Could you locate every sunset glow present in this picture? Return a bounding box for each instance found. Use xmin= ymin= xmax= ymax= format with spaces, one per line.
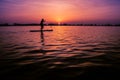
xmin=0 ymin=0 xmax=120 ymax=24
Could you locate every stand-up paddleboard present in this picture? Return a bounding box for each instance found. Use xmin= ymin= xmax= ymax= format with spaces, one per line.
xmin=30 ymin=30 xmax=53 ymax=32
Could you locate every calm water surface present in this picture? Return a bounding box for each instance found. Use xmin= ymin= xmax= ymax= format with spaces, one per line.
xmin=0 ymin=26 xmax=120 ymax=80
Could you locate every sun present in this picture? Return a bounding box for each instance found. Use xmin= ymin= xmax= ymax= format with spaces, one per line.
xmin=57 ymin=18 xmax=62 ymax=25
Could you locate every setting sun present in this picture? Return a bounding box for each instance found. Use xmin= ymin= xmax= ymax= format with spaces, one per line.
xmin=57 ymin=18 xmax=62 ymax=25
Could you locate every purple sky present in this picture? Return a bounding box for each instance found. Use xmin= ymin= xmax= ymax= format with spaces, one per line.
xmin=0 ymin=0 xmax=120 ymax=24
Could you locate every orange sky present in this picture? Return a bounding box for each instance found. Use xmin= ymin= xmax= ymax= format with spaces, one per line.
xmin=0 ymin=0 xmax=120 ymax=24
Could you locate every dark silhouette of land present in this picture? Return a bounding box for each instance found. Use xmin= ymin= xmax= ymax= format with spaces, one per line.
xmin=0 ymin=23 xmax=120 ymax=26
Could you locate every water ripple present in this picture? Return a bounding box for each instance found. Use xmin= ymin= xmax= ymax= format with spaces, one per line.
xmin=0 ymin=26 xmax=120 ymax=80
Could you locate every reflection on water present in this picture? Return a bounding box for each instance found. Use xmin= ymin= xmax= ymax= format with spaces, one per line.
xmin=0 ymin=26 xmax=120 ymax=80
xmin=40 ymin=31 xmax=44 ymax=46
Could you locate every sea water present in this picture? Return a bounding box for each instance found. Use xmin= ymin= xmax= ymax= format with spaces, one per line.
xmin=0 ymin=26 xmax=120 ymax=80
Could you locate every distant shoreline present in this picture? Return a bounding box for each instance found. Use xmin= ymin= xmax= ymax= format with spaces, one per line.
xmin=0 ymin=23 xmax=120 ymax=26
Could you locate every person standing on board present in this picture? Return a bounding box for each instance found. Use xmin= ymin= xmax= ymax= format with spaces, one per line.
xmin=40 ymin=18 xmax=45 ymax=30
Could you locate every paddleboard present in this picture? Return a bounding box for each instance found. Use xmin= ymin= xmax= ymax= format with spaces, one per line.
xmin=30 ymin=30 xmax=53 ymax=32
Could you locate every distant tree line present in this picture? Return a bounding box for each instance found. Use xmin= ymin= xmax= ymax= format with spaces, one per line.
xmin=0 ymin=23 xmax=120 ymax=26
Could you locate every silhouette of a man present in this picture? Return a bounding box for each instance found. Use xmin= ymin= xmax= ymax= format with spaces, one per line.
xmin=40 ymin=19 xmax=45 ymax=30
